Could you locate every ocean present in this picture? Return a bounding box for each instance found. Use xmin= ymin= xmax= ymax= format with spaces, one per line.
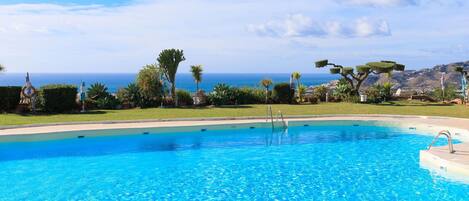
xmin=0 ymin=73 xmax=338 ymax=93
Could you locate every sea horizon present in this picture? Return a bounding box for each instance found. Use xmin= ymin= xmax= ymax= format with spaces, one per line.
xmin=0 ymin=73 xmax=339 ymax=93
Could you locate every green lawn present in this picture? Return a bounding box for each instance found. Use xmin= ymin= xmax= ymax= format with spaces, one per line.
xmin=1 ymin=101 xmax=469 ymax=126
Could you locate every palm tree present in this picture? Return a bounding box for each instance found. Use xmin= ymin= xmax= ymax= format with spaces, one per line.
xmin=292 ymin=72 xmax=301 ymax=98
xmin=157 ymin=49 xmax=185 ymax=106
xmin=260 ymin=79 xmax=272 ymax=104
xmin=190 ymin=65 xmax=203 ymax=92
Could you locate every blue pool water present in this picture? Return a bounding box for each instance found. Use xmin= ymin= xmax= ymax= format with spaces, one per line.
xmin=0 ymin=122 xmax=468 ymax=200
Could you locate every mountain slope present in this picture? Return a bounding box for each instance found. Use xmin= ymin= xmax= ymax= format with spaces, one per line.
xmin=364 ymin=61 xmax=469 ymax=91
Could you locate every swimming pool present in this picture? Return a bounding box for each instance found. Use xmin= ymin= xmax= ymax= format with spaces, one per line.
xmin=0 ymin=121 xmax=468 ymax=200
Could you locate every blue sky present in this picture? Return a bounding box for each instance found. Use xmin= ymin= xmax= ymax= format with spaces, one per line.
xmin=0 ymin=0 xmax=468 ymax=73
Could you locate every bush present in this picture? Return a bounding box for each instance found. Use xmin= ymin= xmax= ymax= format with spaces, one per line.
xmin=176 ymin=90 xmax=193 ymax=106
xmin=0 ymin=86 xmax=21 ymax=112
xmin=40 ymin=84 xmax=77 ymax=112
xmin=208 ymin=83 xmax=238 ymax=105
xmin=236 ymin=87 xmax=265 ymax=104
xmin=136 ymin=64 xmax=163 ymax=99
xmin=313 ymin=85 xmax=328 ymax=102
xmin=87 ymin=83 xmax=109 ymax=101
xmin=431 ymin=84 xmax=459 ymax=101
xmin=116 ymin=83 xmax=141 ymax=108
xmin=273 ymin=83 xmax=294 ymax=104
xmin=304 ymin=95 xmax=319 ymax=104
xmin=95 ymin=94 xmax=120 ymax=109
xmin=365 ymin=82 xmax=394 ymax=103
xmin=332 ymin=78 xmax=353 ymax=102
xmin=140 ymin=96 xmax=161 ymax=108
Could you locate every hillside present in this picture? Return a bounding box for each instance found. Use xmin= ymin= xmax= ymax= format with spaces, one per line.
xmin=363 ymin=61 xmax=469 ymax=92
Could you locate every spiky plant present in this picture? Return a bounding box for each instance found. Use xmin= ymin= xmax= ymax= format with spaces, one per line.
xmin=87 ymin=82 xmax=109 ymax=100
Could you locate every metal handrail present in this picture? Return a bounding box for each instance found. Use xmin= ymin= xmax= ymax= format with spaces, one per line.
xmin=277 ymin=111 xmax=288 ymax=129
xmin=428 ymin=130 xmax=456 ymax=153
xmin=267 ymin=105 xmax=274 ymax=129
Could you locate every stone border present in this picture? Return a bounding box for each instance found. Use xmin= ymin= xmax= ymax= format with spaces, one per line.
xmin=1 ymin=114 xmax=466 ymax=130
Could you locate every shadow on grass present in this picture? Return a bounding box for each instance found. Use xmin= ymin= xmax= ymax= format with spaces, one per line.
xmin=171 ymin=105 xmax=254 ymax=109
xmin=375 ymin=101 xmax=454 ymax=107
xmin=15 ymin=110 xmax=108 ymax=116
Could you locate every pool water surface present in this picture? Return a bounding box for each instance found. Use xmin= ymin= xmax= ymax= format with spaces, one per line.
xmin=0 ymin=122 xmax=468 ymax=200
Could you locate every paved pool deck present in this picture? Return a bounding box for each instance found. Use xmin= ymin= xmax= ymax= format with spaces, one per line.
xmin=0 ymin=114 xmax=468 ymax=182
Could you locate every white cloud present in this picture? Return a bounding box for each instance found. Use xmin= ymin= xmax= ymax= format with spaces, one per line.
xmin=336 ymin=0 xmax=465 ymax=7
xmin=337 ymin=0 xmax=417 ymax=6
xmin=248 ymin=14 xmax=391 ymax=38
xmin=0 ymin=0 xmax=467 ymax=73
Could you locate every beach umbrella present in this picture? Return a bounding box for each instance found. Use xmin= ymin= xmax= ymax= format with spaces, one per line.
xmin=79 ymin=81 xmax=86 ymax=112
xmin=289 ymin=74 xmax=294 ymax=89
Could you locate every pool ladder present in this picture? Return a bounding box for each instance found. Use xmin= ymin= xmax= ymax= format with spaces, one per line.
xmin=266 ymin=105 xmax=288 ymax=130
xmin=427 ymin=130 xmax=455 ymax=154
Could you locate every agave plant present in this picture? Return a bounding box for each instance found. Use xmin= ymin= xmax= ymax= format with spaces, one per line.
xmin=87 ymin=82 xmax=109 ymax=101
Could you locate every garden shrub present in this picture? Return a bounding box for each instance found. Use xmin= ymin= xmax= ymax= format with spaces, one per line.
xmin=86 ymin=82 xmax=122 ymax=109
xmin=273 ymin=83 xmax=294 ymax=104
xmin=40 ymin=84 xmax=77 ymax=112
xmin=87 ymin=82 xmax=109 ymax=101
xmin=0 ymin=86 xmax=21 ymax=112
xmin=140 ymin=95 xmax=161 ymax=108
xmin=431 ymin=84 xmax=459 ymax=101
xmin=365 ymin=82 xmax=394 ymax=103
xmin=208 ymin=83 xmax=238 ymax=105
xmin=332 ymin=78 xmax=353 ymax=102
xmin=116 ymin=83 xmax=141 ymax=108
xmin=176 ymin=90 xmax=193 ymax=106
xmin=236 ymin=87 xmax=264 ymax=104
xmin=313 ymin=85 xmax=328 ymax=102
xmin=95 ymin=94 xmax=120 ymax=109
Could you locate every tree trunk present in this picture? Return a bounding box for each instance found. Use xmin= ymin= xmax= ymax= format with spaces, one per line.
xmin=265 ymin=88 xmax=269 ymax=104
xmin=172 ymin=84 xmax=178 ymax=107
xmin=353 ymin=73 xmax=370 ymax=96
xmin=196 ymin=82 xmax=199 ymax=92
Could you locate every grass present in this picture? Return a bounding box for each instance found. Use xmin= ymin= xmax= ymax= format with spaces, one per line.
xmin=1 ymin=101 xmax=469 ymax=126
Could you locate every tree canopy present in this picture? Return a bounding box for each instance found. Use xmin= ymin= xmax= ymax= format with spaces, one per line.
xmin=190 ymin=65 xmax=203 ymax=92
xmin=315 ymin=59 xmax=405 ymax=95
xmin=136 ymin=64 xmax=163 ymax=99
xmin=157 ymin=49 xmax=185 ymax=106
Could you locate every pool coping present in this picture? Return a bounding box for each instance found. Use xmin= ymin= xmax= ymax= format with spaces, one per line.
xmin=1 ymin=114 xmax=469 ymax=183
xmin=1 ymin=114 xmax=468 ymax=130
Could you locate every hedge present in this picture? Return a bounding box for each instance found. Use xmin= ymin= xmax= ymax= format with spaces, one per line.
xmin=273 ymin=83 xmax=295 ymax=104
xmin=176 ymin=90 xmax=193 ymax=106
xmin=40 ymin=84 xmax=78 ymax=112
xmin=0 ymin=86 xmax=21 ymax=112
